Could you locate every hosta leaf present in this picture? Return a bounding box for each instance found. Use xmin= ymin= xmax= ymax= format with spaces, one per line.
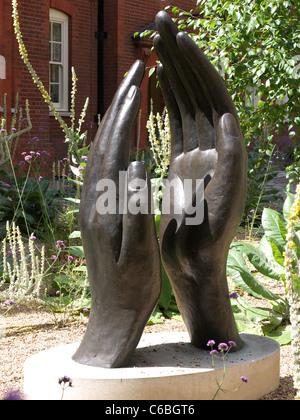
xmin=233 ymin=241 xmax=283 ymax=281
xmin=227 ymin=248 xmax=280 ymax=300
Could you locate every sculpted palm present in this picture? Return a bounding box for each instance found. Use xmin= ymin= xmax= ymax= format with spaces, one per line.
xmin=154 ymin=12 xmax=248 ymax=349
xmin=73 ymin=61 xmax=161 ymax=368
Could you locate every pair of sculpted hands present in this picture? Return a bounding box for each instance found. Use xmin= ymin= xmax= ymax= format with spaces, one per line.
xmin=73 ymin=12 xmax=247 ymax=368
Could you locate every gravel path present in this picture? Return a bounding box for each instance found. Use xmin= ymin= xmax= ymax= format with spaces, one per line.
xmin=0 ymin=302 xmax=296 ymax=400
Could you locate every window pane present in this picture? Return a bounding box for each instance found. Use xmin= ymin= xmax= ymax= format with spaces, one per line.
xmin=50 ymin=64 xmax=60 ymax=83
xmin=49 ymin=10 xmax=68 ymax=110
xmin=50 ymin=84 xmax=60 ymax=103
xmin=52 ymin=43 xmax=62 ymax=63
xmin=52 ymin=23 xmax=62 ymax=42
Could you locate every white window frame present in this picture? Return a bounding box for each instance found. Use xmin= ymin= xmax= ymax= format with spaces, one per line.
xmin=49 ymin=9 xmax=69 ymax=112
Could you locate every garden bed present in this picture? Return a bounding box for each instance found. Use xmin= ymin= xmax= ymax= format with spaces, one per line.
xmin=0 ymin=296 xmax=296 ymax=400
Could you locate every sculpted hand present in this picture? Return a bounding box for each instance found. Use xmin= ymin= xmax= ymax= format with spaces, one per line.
xmin=154 ymin=12 xmax=247 ymax=349
xmin=73 ymin=61 xmax=161 ymax=368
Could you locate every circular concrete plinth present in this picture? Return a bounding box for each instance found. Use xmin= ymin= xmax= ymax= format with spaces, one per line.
xmin=23 ymin=333 xmax=280 ymax=400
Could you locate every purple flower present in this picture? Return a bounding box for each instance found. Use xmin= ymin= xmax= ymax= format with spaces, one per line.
xmin=56 ymin=240 xmax=65 ymax=249
xmin=207 ymin=340 xmax=215 ymax=347
xmin=240 ymin=376 xmax=248 ymax=383
xmin=228 ymin=341 xmax=237 ymax=348
xmin=3 ymin=183 xmax=11 ymax=188
xmin=68 ymin=256 xmax=74 ymax=262
xmin=218 ymin=343 xmax=229 ymax=352
xmin=52 ymin=255 xmax=57 ymax=260
xmin=29 ymin=235 xmax=36 ymax=241
xmin=210 ymin=349 xmax=218 ymax=355
xmin=2 ymin=389 xmax=23 ymax=400
xmin=58 ymin=376 xmax=73 ymax=387
xmin=3 ymin=299 xmax=15 ymax=305
xmin=24 ymin=155 xmax=32 ymax=162
xmin=229 ymin=292 xmax=238 ymax=299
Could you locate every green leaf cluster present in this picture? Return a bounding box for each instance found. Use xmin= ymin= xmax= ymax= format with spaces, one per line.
xmin=167 ymin=1 xmax=300 ymax=191
xmin=0 ymin=164 xmax=63 ymax=238
xmin=227 ymin=192 xmax=300 ymax=343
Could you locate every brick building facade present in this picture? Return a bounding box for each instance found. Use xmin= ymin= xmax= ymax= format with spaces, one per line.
xmin=0 ymin=0 xmax=296 ymax=174
xmin=0 ymin=0 xmax=196 ymax=172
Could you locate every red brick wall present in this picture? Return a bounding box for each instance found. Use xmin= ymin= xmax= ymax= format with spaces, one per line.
xmin=102 ymin=0 xmax=197 ymax=150
xmin=0 ymin=0 xmax=197 ymax=171
xmin=0 ymin=0 xmax=98 ymax=175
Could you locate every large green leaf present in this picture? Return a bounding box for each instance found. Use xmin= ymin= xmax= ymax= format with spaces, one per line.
xmin=69 ymin=246 xmax=85 ymax=258
xmin=69 ymin=230 xmax=81 ymax=239
xmin=158 ymin=263 xmax=173 ymax=310
xmin=233 ymin=241 xmax=283 ymax=282
xmin=283 ymin=192 xmax=296 ymax=222
xmin=269 ymin=240 xmax=285 ymax=267
xmin=164 ymin=309 xmax=183 ymax=322
xmin=261 ymin=208 xmax=286 ymax=252
xmin=147 ymin=307 xmax=164 ymax=325
xmin=227 ymin=248 xmax=280 ymax=300
xmin=263 ymin=326 xmax=291 ymax=345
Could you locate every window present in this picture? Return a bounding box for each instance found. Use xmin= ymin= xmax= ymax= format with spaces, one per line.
xmin=49 ymin=9 xmax=69 ymax=111
xmin=245 ymin=86 xmax=260 ymax=109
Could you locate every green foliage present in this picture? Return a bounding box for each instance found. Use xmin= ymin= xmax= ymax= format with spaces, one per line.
xmin=245 ymin=141 xmax=281 ymax=230
xmin=227 ymin=193 xmax=300 ymax=343
xmin=172 ymin=0 xmax=299 ymax=137
xmin=0 ymin=164 xmax=63 ymax=239
xmin=166 ymin=0 xmax=300 ymax=190
xmin=147 ymin=213 xmax=182 ymax=325
xmin=42 ymin=267 xmax=90 ymax=326
xmin=0 ymin=94 xmax=32 ymax=166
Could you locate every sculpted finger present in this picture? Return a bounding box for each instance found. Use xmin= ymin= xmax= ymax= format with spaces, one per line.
xmin=119 ymin=162 xmax=159 ymax=264
xmin=206 ymin=113 xmax=247 ymax=234
xmin=86 ymin=60 xmax=145 ymax=175
xmin=80 ymin=61 xmax=144 ymax=222
xmin=176 ymin=32 xmax=240 ymax=130
xmin=154 ymin=33 xmax=193 ymax=118
xmin=102 ymin=86 xmax=141 ymax=179
xmin=156 ymin=64 xmax=183 ymax=159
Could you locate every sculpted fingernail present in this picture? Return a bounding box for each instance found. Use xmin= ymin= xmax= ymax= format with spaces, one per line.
xmin=127 ymin=85 xmax=137 ymax=100
xmin=223 ymin=113 xmax=239 ymax=137
xmin=128 ymin=161 xmax=146 ymax=181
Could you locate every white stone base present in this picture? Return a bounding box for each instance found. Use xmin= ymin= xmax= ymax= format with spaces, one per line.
xmin=23 ymin=332 xmax=280 ymax=400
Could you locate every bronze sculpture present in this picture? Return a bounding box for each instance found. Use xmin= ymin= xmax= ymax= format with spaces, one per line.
xmin=154 ymin=11 xmax=247 ymax=350
xmin=72 ymin=60 xmax=162 ymax=368
xmin=73 ymin=11 xmax=247 ymax=368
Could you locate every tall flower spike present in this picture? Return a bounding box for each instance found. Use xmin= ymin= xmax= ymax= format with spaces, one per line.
xmin=284 ymin=181 xmax=300 ymax=399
